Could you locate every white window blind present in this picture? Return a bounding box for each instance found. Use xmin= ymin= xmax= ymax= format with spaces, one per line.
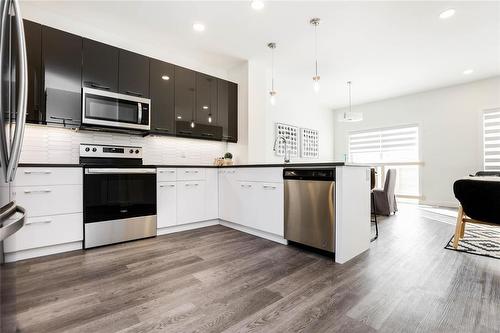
xmin=483 ymin=108 xmax=500 ymax=171
xmin=348 ymin=125 xmax=419 ymax=163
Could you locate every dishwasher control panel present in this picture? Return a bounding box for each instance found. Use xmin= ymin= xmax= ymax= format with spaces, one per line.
xmin=283 ymin=168 xmax=335 ymax=181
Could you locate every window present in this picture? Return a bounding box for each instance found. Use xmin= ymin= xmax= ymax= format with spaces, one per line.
xmin=348 ymin=125 xmax=419 ymax=163
xmin=348 ymin=125 xmax=420 ymax=198
xmin=483 ymin=108 xmax=500 ymax=171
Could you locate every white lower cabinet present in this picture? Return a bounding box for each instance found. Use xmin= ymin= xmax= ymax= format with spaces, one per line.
xmin=5 ymin=168 xmax=84 ymax=262
xmin=219 ymin=168 xmax=284 ymax=237
xmin=255 ymin=182 xmax=284 ymax=236
xmin=177 ymin=180 xmax=206 ymax=225
xmin=4 ymin=213 xmax=83 ymax=253
xmin=157 ymin=182 xmax=177 ymax=228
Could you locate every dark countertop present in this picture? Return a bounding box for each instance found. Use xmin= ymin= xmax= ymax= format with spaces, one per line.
xmin=18 ymin=162 xmax=365 ymax=169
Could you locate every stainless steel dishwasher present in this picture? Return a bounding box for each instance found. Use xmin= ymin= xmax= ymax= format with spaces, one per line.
xmin=284 ymin=168 xmax=335 ymax=252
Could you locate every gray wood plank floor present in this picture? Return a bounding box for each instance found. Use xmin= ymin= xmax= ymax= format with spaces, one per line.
xmin=7 ymin=205 xmax=500 ymax=332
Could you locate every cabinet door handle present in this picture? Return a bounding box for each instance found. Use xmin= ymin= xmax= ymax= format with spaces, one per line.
xmin=178 ymin=130 xmax=192 ymax=135
xmin=240 ymin=184 xmax=252 ymax=188
xmin=185 ymin=183 xmax=199 ymax=187
xmin=159 ymin=184 xmax=175 ymax=188
xmin=126 ymin=91 xmax=143 ymax=97
xmin=24 ymin=170 xmax=52 ymax=175
xmin=88 ymin=82 xmax=110 ymax=90
xmin=155 ymin=127 xmax=170 ymax=132
xmin=159 ymin=170 xmax=175 ymax=174
xmin=185 ymin=170 xmax=199 ymax=173
xmin=26 ymin=219 xmax=52 ymax=225
xmin=23 ymin=189 xmax=51 ymax=194
xmin=263 ymin=185 xmax=277 ymax=190
xmin=201 ymin=133 xmax=214 ymax=137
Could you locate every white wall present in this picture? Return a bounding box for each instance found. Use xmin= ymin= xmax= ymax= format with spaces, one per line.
xmin=247 ymin=60 xmax=335 ymax=164
xmin=334 ymin=76 xmax=500 ymax=207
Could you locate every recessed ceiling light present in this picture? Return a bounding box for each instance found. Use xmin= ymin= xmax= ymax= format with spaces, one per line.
xmin=202 ymin=105 xmax=209 ymax=110
xmin=193 ymin=22 xmax=205 ymax=32
xmin=439 ymin=9 xmax=455 ymax=19
xmin=161 ymin=75 xmax=170 ymax=81
xmin=177 ymin=115 xmax=182 ymax=119
xmin=251 ymin=0 xmax=264 ymax=10
xmin=463 ymin=69 xmax=474 ymax=75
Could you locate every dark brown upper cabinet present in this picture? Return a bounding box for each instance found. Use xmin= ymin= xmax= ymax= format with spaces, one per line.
xmin=174 ymin=66 xmax=196 ymax=132
xmin=195 ymin=73 xmax=218 ymax=126
xmin=119 ymin=50 xmax=150 ymax=98
xmin=23 ymin=20 xmax=42 ymax=124
xmin=82 ymin=38 xmax=119 ymax=92
xmin=227 ymin=81 xmax=238 ymax=142
xmin=217 ymin=79 xmax=238 ymax=142
xmin=42 ymin=26 xmax=82 ymax=127
xmin=149 ymin=59 xmax=175 ymax=134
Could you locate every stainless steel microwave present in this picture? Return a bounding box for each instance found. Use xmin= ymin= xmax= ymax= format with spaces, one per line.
xmin=82 ymin=87 xmax=151 ymax=131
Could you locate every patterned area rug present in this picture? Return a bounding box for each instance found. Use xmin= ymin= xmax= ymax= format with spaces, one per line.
xmin=445 ymin=223 xmax=500 ymax=259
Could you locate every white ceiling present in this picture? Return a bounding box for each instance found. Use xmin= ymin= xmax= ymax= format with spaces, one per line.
xmin=20 ymin=1 xmax=500 ymax=108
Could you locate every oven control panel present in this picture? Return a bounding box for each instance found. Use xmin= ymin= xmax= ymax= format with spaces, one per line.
xmin=80 ymin=144 xmax=143 ymax=159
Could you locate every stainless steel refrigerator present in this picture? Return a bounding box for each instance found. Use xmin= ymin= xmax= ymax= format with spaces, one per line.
xmin=0 ymin=0 xmax=28 ymax=331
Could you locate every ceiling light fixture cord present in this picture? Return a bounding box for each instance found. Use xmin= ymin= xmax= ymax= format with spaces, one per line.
xmin=314 ymin=23 xmax=318 ymax=77
xmin=271 ymin=45 xmax=275 ymax=91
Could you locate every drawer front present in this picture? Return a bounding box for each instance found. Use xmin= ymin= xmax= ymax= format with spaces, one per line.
xmin=4 ymin=213 xmax=83 ymax=253
xmin=177 ymin=168 xmax=206 ymax=181
xmin=157 ymin=168 xmax=176 ymax=182
xmin=237 ymin=167 xmax=283 ymax=183
xmin=13 ymin=185 xmax=83 ymax=217
xmin=15 ymin=168 xmax=82 ymax=186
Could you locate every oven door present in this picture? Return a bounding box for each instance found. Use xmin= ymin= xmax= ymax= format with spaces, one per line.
xmin=82 ymin=87 xmax=151 ymax=131
xmin=83 ymin=168 xmax=157 ymax=223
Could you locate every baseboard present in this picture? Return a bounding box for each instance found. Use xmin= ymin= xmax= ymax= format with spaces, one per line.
xmin=219 ymin=220 xmax=288 ymax=245
xmin=5 ymin=241 xmax=83 ymax=263
xmin=156 ymin=220 xmax=219 ymax=236
xmin=419 ymin=200 xmax=459 ymax=208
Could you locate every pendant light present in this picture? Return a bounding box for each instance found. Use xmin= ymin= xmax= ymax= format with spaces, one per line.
xmin=268 ymin=42 xmax=277 ymax=106
xmin=310 ymin=18 xmax=321 ymax=93
xmin=338 ymin=81 xmax=363 ymax=122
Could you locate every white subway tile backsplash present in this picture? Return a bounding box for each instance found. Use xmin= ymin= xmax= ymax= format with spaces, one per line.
xmin=20 ymin=125 xmax=225 ymax=165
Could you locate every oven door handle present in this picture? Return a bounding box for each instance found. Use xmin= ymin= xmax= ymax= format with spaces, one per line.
xmin=85 ymin=168 xmax=157 ymax=175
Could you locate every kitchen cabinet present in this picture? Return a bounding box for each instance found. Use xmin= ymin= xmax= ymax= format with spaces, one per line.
xmin=157 ymin=182 xmax=177 ymax=228
xmin=82 ymin=38 xmax=119 ymax=92
xmin=237 ymin=181 xmax=259 ymax=227
xmin=218 ymin=169 xmax=239 ymax=223
xmin=204 ymin=169 xmax=218 ymax=220
xmin=227 ymin=81 xmax=238 ymax=142
xmin=177 ymin=180 xmax=206 ymax=225
xmin=174 ymin=66 xmax=196 ymax=130
xmin=5 ymin=167 xmax=83 ymax=262
xmin=24 ymin=20 xmax=42 ymax=124
xmin=196 ymin=73 xmax=218 ymax=125
xmin=119 ymin=50 xmax=150 ymax=98
xmin=217 ymin=79 xmax=238 ymax=142
xmin=150 ymin=59 xmax=175 ymax=134
xmin=255 ymin=182 xmax=284 ymax=235
xmin=42 ymin=26 xmax=82 ymax=127
xmin=218 ymin=167 xmax=284 ymax=237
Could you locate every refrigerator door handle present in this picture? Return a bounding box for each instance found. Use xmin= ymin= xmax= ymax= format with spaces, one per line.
xmin=6 ymin=0 xmax=28 ymax=182
xmin=0 ymin=1 xmax=10 ymax=183
xmin=0 ymin=200 xmax=16 ymax=222
xmin=0 ymin=204 xmax=25 ymax=241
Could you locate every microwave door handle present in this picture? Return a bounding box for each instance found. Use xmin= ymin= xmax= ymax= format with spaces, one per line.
xmin=6 ymin=0 xmax=28 ymax=182
xmin=0 ymin=1 xmax=10 ymax=182
xmin=137 ymin=103 xmax=142 ymax=125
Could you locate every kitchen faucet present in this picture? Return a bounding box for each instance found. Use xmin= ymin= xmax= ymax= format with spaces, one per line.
xmin=273 ymin=135 xmax=290 ymax=163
